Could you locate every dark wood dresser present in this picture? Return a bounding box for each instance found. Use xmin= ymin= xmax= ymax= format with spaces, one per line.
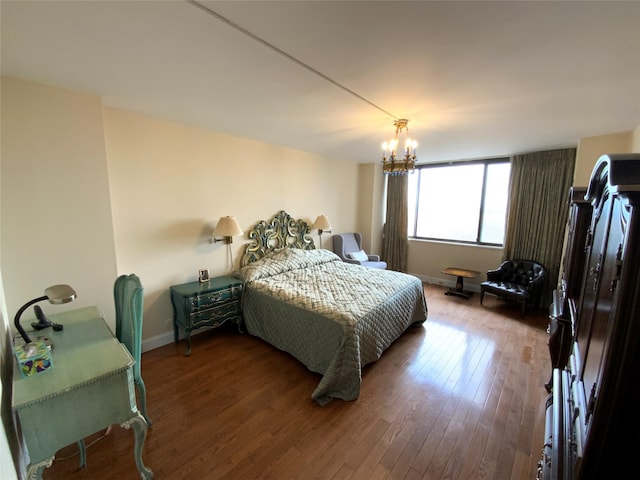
xmin=542 ymin=154 xmax=640 ymax=479
xmin=546 ymin=187 xmax=593 ymax=392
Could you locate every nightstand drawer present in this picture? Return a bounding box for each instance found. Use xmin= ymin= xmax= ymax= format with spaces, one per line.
xmin=190 ymin=286 xmax=241 ymax=311
xmin=170 ymin=275 xmax=243 ymax=355
xmin=191 ymin=300 xmax=240 ymax=328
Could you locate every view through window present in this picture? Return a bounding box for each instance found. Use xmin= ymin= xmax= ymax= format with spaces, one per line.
xmin=407 ymin=159 xmax=511 ymax=245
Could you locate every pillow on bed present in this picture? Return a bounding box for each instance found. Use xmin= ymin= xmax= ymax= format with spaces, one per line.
xmin=347 ymin=250 xmax=369 ymax=262
xmin=236 ymin=248 xmax=341 ymax=283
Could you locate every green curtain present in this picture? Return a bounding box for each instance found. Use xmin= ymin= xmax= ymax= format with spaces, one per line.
xmin=503 ymin=148 xmax=576 ymax=308
xmin=382 ymin=174 xmax=409 ymax=272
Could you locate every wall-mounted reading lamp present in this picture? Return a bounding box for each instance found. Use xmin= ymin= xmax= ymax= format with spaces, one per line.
xmin=212 ymin=216 xmax=243 ymax=244
xmin=312 ymin=214 xmax=332 ymax=248
xmin=212 ymin=216 xmax=244 ymax=272
xmin=14 ymin=284 xmax=77 ymax=357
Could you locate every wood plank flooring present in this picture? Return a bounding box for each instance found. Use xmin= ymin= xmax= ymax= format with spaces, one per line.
xmin=45 ymin=283 xmax=550 ymax=479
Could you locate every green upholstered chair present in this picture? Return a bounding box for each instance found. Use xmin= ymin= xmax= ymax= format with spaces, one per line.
xmin=76 ymin=274 xmax=150 ymax=467
xmin=114 ymin=273 xmax=151 ymax=426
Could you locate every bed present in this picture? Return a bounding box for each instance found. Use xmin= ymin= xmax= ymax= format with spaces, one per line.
xmin=234 ymin=210 xmax=428 ymax=405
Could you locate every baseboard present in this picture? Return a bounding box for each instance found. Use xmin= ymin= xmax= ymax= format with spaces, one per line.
xmin=142 ymin=331 xmax=174 ymax=353
xmin=142 ymin=273 xmax=480 ymax=353
xmin=411 ymin=273 xmax=481 ymax=293
xmin=142 ymin=324 xmax=223 ymax=353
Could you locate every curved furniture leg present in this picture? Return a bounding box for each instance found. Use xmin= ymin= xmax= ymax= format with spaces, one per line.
xmin=76 ymin=439 xmax=87 ymax=467
xmin=26 ymin=457 xmax=53 ymax=480
xmin=121 ymin=414 xmax=154 ymax=479
xmin=135 ymin=377 xmax=152 ymax=426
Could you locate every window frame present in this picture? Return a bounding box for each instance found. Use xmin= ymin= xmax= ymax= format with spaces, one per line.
xmin=408 ymin=157 xmax=511 ymax=246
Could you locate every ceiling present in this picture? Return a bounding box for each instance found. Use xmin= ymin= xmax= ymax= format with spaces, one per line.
xmin=2 ymin=0 xmax=639 ymax=165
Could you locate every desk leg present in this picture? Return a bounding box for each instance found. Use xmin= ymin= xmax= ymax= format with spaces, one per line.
xmin=122 ymin=414 xmax=154 ymax=479
xmin=27 ymin=457 xmax=53 ymax=480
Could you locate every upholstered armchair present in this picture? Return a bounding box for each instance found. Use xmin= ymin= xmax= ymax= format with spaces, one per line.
xmin=480 ymin=259 xmax=546 ymax=317
xmin=332 ymin=233 xmax=387 ymax=269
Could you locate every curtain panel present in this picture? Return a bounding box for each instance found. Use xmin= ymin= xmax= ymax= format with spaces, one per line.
xmin=503 ymin=148 xmax=576 ymax=308
xmin=382 ymin=174 xmax=409 ymax=272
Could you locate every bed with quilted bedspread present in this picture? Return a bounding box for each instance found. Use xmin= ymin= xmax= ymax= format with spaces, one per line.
xmin=233 ymin=211 xmax=428 ymax=405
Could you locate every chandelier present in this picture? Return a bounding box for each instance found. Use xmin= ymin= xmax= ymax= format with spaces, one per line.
xmin=381 ymin=119 xmax=417 ymax=175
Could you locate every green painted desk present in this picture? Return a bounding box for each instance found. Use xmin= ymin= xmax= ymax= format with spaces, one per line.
xmin=12 ymin=306 xmax=153 ymax=479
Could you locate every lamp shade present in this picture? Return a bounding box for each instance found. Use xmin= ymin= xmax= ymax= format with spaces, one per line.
xmin=44 ymin=284 xmax=77 ymax=304
xmin=312 ymin=215 xmax=332 ymax=230
xmin=213 ymin=216 xmax=243 ymax=237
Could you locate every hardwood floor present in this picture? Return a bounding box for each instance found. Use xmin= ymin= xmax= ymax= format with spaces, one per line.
xmin=45 ymin=283 xmax=550 ymax=479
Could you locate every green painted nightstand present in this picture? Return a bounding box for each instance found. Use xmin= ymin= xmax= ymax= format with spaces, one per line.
xmin=170 ymin=276 xmax=243 ymax=355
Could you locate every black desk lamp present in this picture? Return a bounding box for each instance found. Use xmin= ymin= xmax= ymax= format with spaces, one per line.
xmin=14 ymin=284 xmax=77 ymax=356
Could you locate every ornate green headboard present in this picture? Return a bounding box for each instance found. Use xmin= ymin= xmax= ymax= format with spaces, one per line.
xmin=240 ymin=210 xmax=316 ymax=267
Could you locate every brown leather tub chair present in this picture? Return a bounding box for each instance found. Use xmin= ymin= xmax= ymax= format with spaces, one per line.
xmin=480 ymin=260 xmax=546 ymax=317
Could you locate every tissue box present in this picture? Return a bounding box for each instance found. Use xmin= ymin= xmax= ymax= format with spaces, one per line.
xmin=15 ymin=341 xmax=53 ymax=377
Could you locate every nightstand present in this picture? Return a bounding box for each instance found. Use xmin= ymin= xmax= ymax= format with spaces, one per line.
xmin=170 ymin=276 xmax=243 ymax=355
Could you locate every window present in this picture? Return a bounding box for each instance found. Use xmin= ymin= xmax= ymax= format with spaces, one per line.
xmin=407 ymin=158 xmax=511 ymax=245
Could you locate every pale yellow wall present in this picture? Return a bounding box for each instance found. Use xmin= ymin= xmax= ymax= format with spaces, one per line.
xmin=0 ymin=77 xmax=360 ymax=350
xmin=353 ymin=163 xmax=385 ymax=256
xmin=1 ymin=78 xmax=118 ymax=331
xmin=2 ymin=75 xmax=639 ymax=351
xmin=574 ymin=130 xmax=634 ymax=186
xmin=355 ymin=164 xmax=374 ymax=251
xmin=633 ymin=123 xmax=640 ymax=152
xmin=370 ymin=165 xmax=386 ymax=255
xmin=0 ymin=269 xmax=19 ymax=480
xmin=0 ymin=77 xmax=360 ymax=478
xmin=1 ymin=78 xmax=118 ymax=477
xmin=0 ymin=75 xmax=18 ymax=478
xmin=0 ymin=132 xmax=19 ymax=479
xmin=0 ymin=77 xmax=361 ymax=350
xmin=407 ymin=240 xmax=504 ymax=291
xmin=102 ymin=108 xmax=359 ymax=343
xmin=2 ymin=74 xmax=637 ymax=479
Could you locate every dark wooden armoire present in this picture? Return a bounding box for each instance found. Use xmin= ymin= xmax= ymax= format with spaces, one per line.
xmin=542 ymin=154 xmax=640 ymax=479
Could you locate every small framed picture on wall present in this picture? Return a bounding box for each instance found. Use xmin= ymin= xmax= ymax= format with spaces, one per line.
xmin=198 ymin=268 xmax=210 ymax=283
